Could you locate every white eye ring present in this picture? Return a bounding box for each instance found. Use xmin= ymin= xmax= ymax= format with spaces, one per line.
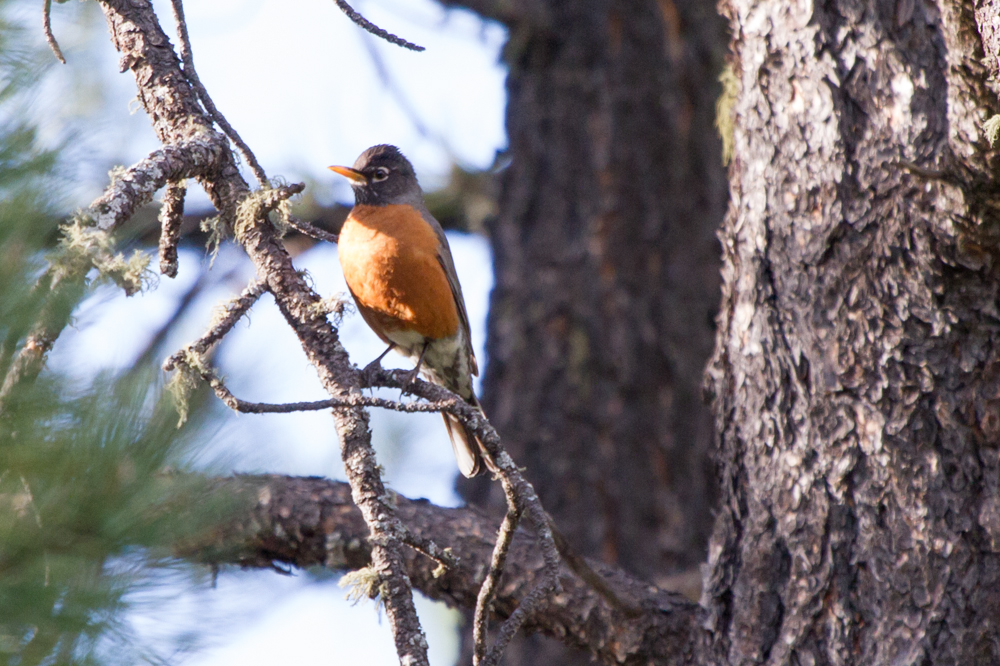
xmin=372 ymin=167 xmax=390 ymax=182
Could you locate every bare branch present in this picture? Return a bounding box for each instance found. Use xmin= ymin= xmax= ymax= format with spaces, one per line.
xmin=168 ymin=0 xmax=268 ymax=187
xmin=163 ymin=279 xmax=266 ymax=372
xmin=332 ymin=0 xmax=426 ymax=52
xmin=42 ymin=0 xmax=66 ymax=64
xmin=92 ymin=138 xmax=228 ymax=232
xmin=167 ymin=350 xmax=464 ymax=416
xmin=288 ymin=215 xmax=339 ymax=244
xmin=158 ymin=181 xmax=186 ymax=277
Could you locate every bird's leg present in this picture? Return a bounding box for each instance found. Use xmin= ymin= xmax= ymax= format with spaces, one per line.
xmin=399 ymin=340 xmax=429 ymax=394
xmin=361 ymin=343 xmax=396 ymax=384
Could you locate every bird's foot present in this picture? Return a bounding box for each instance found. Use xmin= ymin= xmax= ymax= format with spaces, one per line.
xmin=398 ymin=366 xmax=422 ymax=395
xmin=360 ymin=344 xmax=396 ymax=387
xmin=398 ymin=341 xmax=429 ymax=396
xmin=360 ymin=358 xmax=385 ymax=387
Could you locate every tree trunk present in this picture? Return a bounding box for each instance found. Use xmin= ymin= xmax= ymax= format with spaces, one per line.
xmin=458 ymin=0 xmax=728 ymax=662
xmin=703 ymin=0 xmax=1000 ymax=663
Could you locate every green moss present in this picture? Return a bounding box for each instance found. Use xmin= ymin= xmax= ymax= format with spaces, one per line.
xmin=339 ymin=566 xmax=385 ymax=610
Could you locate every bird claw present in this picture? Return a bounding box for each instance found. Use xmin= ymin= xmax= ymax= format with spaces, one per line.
xmin=399 ymin=366 xmax=421 ymax=395
xmin=360 ymin=358 xmax=385 ymax=387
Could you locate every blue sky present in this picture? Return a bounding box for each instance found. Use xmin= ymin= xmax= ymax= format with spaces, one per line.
xmin=28 ymin=0 xmax=508 ymax=662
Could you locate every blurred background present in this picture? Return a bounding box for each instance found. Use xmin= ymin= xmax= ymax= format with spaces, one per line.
xmin=3 ymin=0 xmax=508 ymax=662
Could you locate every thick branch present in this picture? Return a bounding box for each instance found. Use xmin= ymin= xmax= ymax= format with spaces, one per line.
xmin=92 ymin=139 xmax=228 ymax=231
xmin=184 ymin=475 xmax=700 ymax=666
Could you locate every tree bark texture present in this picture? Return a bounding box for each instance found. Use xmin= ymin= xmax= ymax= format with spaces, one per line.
xmin=704 ymin=1 xmax=1000 ymax=664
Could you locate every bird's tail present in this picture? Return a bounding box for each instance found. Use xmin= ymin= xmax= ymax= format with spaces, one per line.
xmin=443 ymin=396 xmax=497 ymax=478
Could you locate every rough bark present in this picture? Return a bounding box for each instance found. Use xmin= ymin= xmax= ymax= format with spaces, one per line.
xmin=703 ymin=0 xmax=1000 ymax=664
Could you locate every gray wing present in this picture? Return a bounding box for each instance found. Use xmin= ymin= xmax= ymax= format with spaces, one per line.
xmin=419 ymin=206 xmax=479 ymax=377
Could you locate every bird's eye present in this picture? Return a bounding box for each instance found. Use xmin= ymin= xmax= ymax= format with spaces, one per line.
xmin=372 ymin=167 xmax=390 ymax=182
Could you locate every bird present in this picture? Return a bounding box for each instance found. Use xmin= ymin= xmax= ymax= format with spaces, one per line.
xmin=329 ymin=144 xmax=494 ymax=478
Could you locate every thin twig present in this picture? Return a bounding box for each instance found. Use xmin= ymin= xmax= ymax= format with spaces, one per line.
xmin=168 ymin=0 xmax=269 ymax=187
xmin=474 ymin=480 xmax=522 ymax=664
xmin=396 ymin=527 xmax=459 ymax=574
xmin=173 ymin=342 xmax=625 ymax=638
xmin=288 ymin=215 xmax=339 ymax=244
xmin=333 ymin=0 xmax=426 ymax=52
xmin=176 ymin=362 xmax=460 ymax=415
xmin=163 ymin=279 xmax=266 ymax=372
xmin=159 ymin=181 xmax=187 ymax=277
xmin=42 ymin=0 xmax=66 ymax=64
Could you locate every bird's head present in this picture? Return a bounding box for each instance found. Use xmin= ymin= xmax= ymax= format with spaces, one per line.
xmin=328 ymin=144 xmax=421 ymax=206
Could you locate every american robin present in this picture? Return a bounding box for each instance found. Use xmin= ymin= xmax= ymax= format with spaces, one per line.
xmin=329 ymin=144 xmax=494 ymax=478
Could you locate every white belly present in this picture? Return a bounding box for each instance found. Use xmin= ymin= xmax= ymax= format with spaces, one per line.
xmin=385 ymin=327 xmax=475 ymax=400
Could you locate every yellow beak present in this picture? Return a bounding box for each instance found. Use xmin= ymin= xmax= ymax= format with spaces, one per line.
xmin=328 ymin=165 xmax=367 ymax=185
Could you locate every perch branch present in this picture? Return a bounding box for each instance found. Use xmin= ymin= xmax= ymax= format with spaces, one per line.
xmin=176 ymin=337 xmax=629 ymax=659
xmin=332 ymin=0 xmax=425 ymax=51
xmin=168 ymin=0 xmax=269 ymax=187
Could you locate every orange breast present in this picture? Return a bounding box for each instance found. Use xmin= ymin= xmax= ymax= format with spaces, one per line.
xmin=338 ymin=204 xmax=460 ymax=340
